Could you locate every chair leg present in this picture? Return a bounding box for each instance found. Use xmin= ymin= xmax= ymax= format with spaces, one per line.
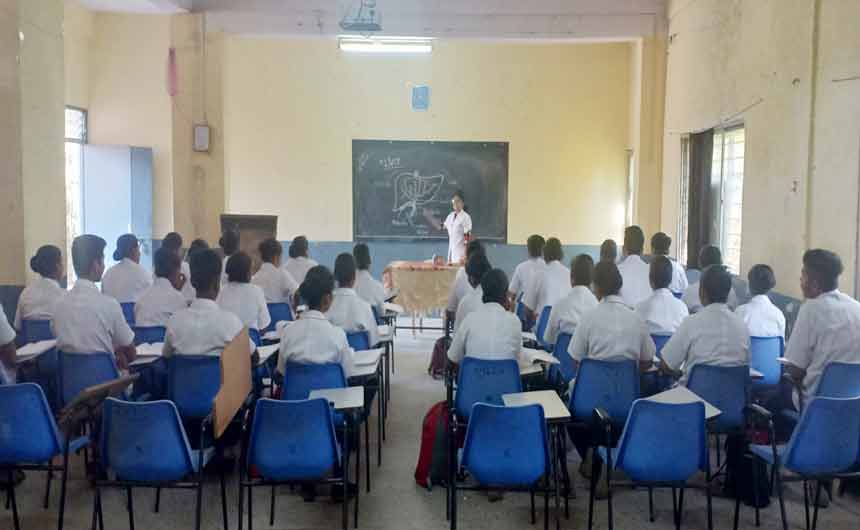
xmin=649 ymin=487 xmax=655 ymax=522
xmin=587 ymin=449 xmax=598 ymax=530
xmin=58 ymin=454 xmax=70 ymax=530
xmin=775 ymin=470 xmax=789 ymax=530
xmin=96 ymin=487 xmax=105 ymax=530
xmin=238 ymin=484 xmax=245 ymax=530
xmin=676 ymin=487 xmax=685 ymax=530
xmin=126 ymin=487 xmax=135 ymax=530
xmin=672 ymin=488 xmax=678 ymax=525
xmin=450 ymin=478 xmax=457 ymax=530
xmin=377 ymin=380 xmax=383 ymax=467
xmin=365 ymin=418 xmax=371 ymax=493
xmin=544 ymin=476 xmax=550 ymax=530
xmin=248 ymin=483 xmax=254 ymax=530
xmin=606 ymin=458 xmax=614 ymax=530
xmin=811 ymin=481 xmax=822 ymax=530
xmin=733 ymin=481 xmax=742 ymax=530
xmin=706 ymin=476 xmax=713 ymax=530
xmin=154 ymin=488 xmax=161 ymax=512
xmin=715 ymin=435 xmax=721 ymax=469
xmin=530 ymin=490 xmax=536 ymax=524
xmin=90 ymin=486 xmax=99 ymax=530
xmin=269 ymin=486 xmax=275 ymax=526
xmin=220 ymin=466 xmax=228 ymax=530
xmin=803 ymin=480 xmax=810 ymax=530
xmin=195 ymin=478 xmax=203 ymax=530
xmin=752 ymin=455 xmax=761 ymax=527
xmin=44 ymin=465 xmax=53 ymax=509
xmin=8 ymin=471 xmax=20 ymax=530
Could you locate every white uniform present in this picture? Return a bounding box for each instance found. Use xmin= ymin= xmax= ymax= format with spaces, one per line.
xmin=252 ymin=262 xmax=299 ymax=304
xmin=635 ymin=288 xmax=690 ymax=335
xmin=522 ymin=260 xmax=572 ymax=317
xmin=327 ymin=288 xmax=379 ymax=347
xmin=284 ymin=256 xmax=318 ymax=285
xmin=617 ymin=255 xmax=652 ymax=307
xmin=683 ymin=281 xmax=739 ymax=313
xmin=52 ymin=279 xmax=135 ymax=355
xmin=735 ymin=294 xmax=786 ymax=338
xmin=544 ymin=285 xmax=598 ymax=345
xmin=669 ymin=258 xmax=689 ymax=295
xmin=454 ymin=285 xmax=484 ymax=333
xmin=101 ymin=258 xmax=153 ymax=303
xmin=446 ymin=268 xmax=472 ymax=314
xmin=179 ymin=261 xmax=195 ymax=302
xmin=163 ymin=298 xmax=246 ymax=357
xmin=784 ymin=290 xmax=860 ymax=401
xmin=217 ymin=282 xmax=271 ymax=332
xmin=509 ymin=257 xmax=546 ymax=299
xmin=0 ymin=306 xmax=16 ymax=383
xmin=443 ymin=210 xmax=472 ymax=263
xmin=661 ymin=303 xmax=750 ymax=385
xmin=14 ymin=277 xmax=65 ymax=330
xmin=447 ymin=302 xmax=522 ymax=364
xmin=568 ymin=295 xmax=655 ymax=364
xmin=277 ymin=310 xmax=354 ymax=377
xmin=354 ymin=270 xmax=386 ymax=317
xmin=134 ymin=277 xmax=188 ymax=328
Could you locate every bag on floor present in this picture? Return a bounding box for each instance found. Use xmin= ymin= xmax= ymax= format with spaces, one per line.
xmin=428 ymin=335 xmax=451 ymax=380
xmin=724 ymin=433 xmax=771 ymax=508
xmin=415 ymin=401 xmax=450 ymax=489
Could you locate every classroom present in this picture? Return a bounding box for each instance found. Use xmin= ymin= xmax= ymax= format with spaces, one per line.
xmin=1 ymin=0 xmax=860 ymax=529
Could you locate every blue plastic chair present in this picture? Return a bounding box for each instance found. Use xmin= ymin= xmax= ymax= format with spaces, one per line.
xmin=781 ymin=361 xmax=860 ymax=428
xmin=0 ymin=383 xmax=89 ymax=530
xmin=749 ymin=336 xmax=783 ymax=388
xmin=569 ymin=359 xmax=640 ymax=426
xmin=549 ymin=332 xmax=575 ymax=389
xmin=120 ymin=302 xmax=136 ymax=326
xmin=167 ymin=355 xmax=221 ymax=420
xmin=515 ymin=294 xmax=533 ymax=332
xmin=248 ymin=328 xmax=262 ymax=348
xmin=20 ymin=319 xmax=53 ymax=344
xmin=264 ymin=303 xmax=293 ymax=332
xmin=346 ymin=330 xmax=371 ymax=351
xmin=454 ymin=358 xmax=522 ymax=421
xmin=673 ymin=292 xmax=684 ymax=300
xmin=281 ymin=362 xmax=347 ymax=401
xmin=687 ymin=364 xmax=749 ymax=472
xmin=535 ymin=306 xmax=553 ymax=349
xmin=650 ymin=334 xmax=672 ymax=359
xmin=57 ymin=352 xmax=120 ymax=408
xmin=133 ymin=326 xmax=166 ymax=345
xmin=590 ymin=400 xmax=710 ymax=530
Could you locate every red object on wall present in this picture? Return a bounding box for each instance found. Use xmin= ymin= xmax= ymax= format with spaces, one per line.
xmin=166 ymin=47 xmax=178 ymax=97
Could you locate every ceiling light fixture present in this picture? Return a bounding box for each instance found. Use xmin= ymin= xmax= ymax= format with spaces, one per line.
xmin=338 ymin=36 xmax=433 ymax=54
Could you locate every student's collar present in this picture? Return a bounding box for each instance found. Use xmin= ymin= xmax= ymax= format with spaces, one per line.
xmin=154 ymin=277 xmax=174 ymax=288
xmin=622 ymin=254 xmax=644 ymax=264
xmin=121 ymin=257 xmax=136 ymax=266
xmin=40 ymin=277 xmax=61 ymax=288
xmin=191 ymin=297 xmax=218 ymax=308
xmin=655 ymin=288 xmax=673 ymax=296
xmin=484 ymin=301 xmax=505 ymax=311
xmin=260 ymin=262 xmax=276 ymax=271
xmin=302 ymin=310 xmax=327 ymax=320
xmin=335 ymin=287 xmax=357 ymax=296
xmin=751 ymin=294 xmax=771 ymax=303
xmin=602 ymin=295 xmax=626 ymax=305
xmin=74 ymin=279 xmax=99 ymax=291
xmin=702 ymin=302 xmax=729 ymax=313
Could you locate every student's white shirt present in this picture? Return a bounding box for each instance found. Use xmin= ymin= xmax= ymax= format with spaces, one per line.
xmin=326 ymin=287 xmax=379 ymax=347
xmin=544 ymin=285 xmax=598 ymax=345
xmin=13 ymin=277 xmax=65 ymax=330
xmin=635 ymin=288 xmax=690 ymax=335
xmin=454 ymin=285 xmax=483 ymax=333
xmin=101 ymin=258 xmax=153 ymax=303
xmin=669 ymin=258 xmax=689 ymax=295
xmin=617 ymin=254 xmax=652 ymax=307
xmin=252 ymin=262 xmax=299 ymax=304
xmin=522 ymin=260 xmax=572 ymax=317
xmin=277 ymin=310 xmax=354 ymax=377
xmin=444 ymin=210 xmax=473 ymax=263
xmin=163 ymin=298 xmax=246 ymax=357
xmin=447 ymin=302 xmax=522 ymax=364
xmin=661 ymin=303 xmax=750 ymax=385
xmin=568 ymin=295 xmax=655 ymax=364
xmin=446 ymin=267 xmax=471 ymax=313
xmin=220 ymin=255 xmax=231 ymax=287
xmin=179 ymin=261 xmax=195 ymax=302
xmin=0 ymin=306 xmax=15 ymax=346
xmin=217 ymin=282 xmax=271 ymax=331
xmin=735 ymin=294 xmax=786 ymax=338
xmin=682 ymin=281 xmax=739 ymax=313
xmin=784 ymin=290 xmax=860 ymax=401
xmin=354 ymin=269 xmax=386 ymax=316
xmin=52 ymin=279 xmax=135 ymax=355
xmin=284 ymin=256 xmax=318 ymax=285
xmin=509 ymin=257 xmax=546 ymax=299
xmin=134 ymin=277 xmax=188 ymax=328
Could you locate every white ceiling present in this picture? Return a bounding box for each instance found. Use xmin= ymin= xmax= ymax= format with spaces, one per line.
xmin=73 ymin=0 xmax=190 ymax=14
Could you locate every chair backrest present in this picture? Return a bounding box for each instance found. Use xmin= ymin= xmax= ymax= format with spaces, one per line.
xmin=248 ymin=398 xmax=340 ymax=481
xmin=816 ymin=362 xmax=860 ymax=399
xmin=371 ymin=305 xmax=383 ymax=326
xmin=650 ymin=334 xmax=672 ymax=359
xmin=615 ymin=400 xmax=707 ymax=483
xmin=550 ymin=332 xmax=576 ymax=386
xmin=454 ymin=357 xmax=522 ymax=420
xmin=462 ymin=403 xmax=549 ymax=487
xmin=133 ymin=326 xmax=166 ymax=346
xmin=686 ymin=364 xmax=749 ymax=432
xmin=783 ymin=396 xmax=860 ymax=475
xmin=167 ymin=355 xmax=222 ymax=420
xmin=569 ymin=359 xmax=640 ymax=425
xmin=248 ymin=328 xmax=262 ymax=348
xmin=535 ymin=306 xmax=552 ymax=346
xmin=265 ymin=303 xmax=294 ymax=332
xmin=101 ymin=398 xmax=195 ymax=482
xmin=749 ymin=336 xmax=784 ymax=387
xmin=120 ymin=303 xmax=136 ymax=326
xmin=346 ymin=330 xmax=371 ymax=352
xmin=282 ymin=362 xmax=347 ymax=402
xmin=21 ymin=319 xmax=53 ymax=344
xmin=0 ymin=383 xmax=62 ymax=464
xmin=673 ymin=291 xmax=683 ymax=300
xmin=58 ymin=351 xmax=121 ymax=407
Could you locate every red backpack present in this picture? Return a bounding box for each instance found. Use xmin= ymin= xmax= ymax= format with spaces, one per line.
xmin=414 ymin=401 xmax=451 ymax=489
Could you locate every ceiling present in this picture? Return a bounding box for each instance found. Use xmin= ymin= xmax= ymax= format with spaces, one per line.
xmin=74 ymin=0 xmax=666 ymax=39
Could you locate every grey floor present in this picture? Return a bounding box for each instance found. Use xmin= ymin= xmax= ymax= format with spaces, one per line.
xmin=8 ymin=324 xmax=860 ymax=529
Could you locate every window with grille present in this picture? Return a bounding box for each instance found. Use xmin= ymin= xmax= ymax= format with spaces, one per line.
xmin=65 ymin=107 xmax=87 ymax=285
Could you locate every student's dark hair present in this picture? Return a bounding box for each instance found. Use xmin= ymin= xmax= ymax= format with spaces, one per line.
xmin=190 ymin=248 xmax=222 ymax=292
xmin=700 ymin=265 xmax=732 ymax=304
xmin=288 ymin=235 xmax=309 ymax=259
xmin=465 ymin=239 xmax=485 ymax=260
xmin=600 ymin=239 xmax=618 ymax=263
xmin=650 ymin=255 xmax=674 ymax=290
xmin=593 ymin=261 xmax=623 ymax=297
xmin=481 ymin=269 xmax=509 ymax=306
xmin=624 ymin=226 xmax=645 ymax=255
xmin=258 ymin=238 xmax=283 ymax=263
xmin=154 ymin=247 xmax=181 ymax=279
xmin=225 ymin=251 xmax=252 ymax=283
xmin=162 ymin=232 xmax=183 ymax=252
xmin=698 ymin=245 xmax=723 ymax=269
xmin=543 ymin=237 xmax=563 ymax=262
xmin=803 ymin=249 xmax=843 ymax=293
xmin=300 ymin=265 xmax=335 ymax=310
xmin=113 ymin=233 xmax=139 ymax=261
xmin=187 ymin=239 xmax=209 ymax=259
xmin=72 ymin=234 xmax=106 ymax=276
xmin=453 ymin=190 xmax=465 ymax=202
xmin=748 ymin=264 xmax=776 ymax=296
xmin=526 ymin=235 xmax=545 ymax=258
xmin=334 ymin=253 xmax=357 ymax=286
xmin=219 ymin=228 xmax=240 ymax=256
xmin=30 ymin=245 xmax=62 ymax=278
xmin=571 ymin=254 xmax=594 ymax=287
xmin=465 ymin=253 xmax=492 ymax=286
xmin=353 ymin=243 xmax=371 ymax=270
xmin=651 ymin=232 xmax=672 ymax=255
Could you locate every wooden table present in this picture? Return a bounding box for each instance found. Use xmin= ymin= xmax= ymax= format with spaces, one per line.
xmin=384 ymin=260 xmax=460 ymax=317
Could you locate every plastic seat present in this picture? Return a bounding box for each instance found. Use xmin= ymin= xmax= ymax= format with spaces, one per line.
xmin=120 ymin=302 xmax=136 ymax=326
xmin=133 ymin=326 xmax=166 ymax=345
xmin=549 ymin=332 xmax=575 ymax=389
xmin=650 ymin=334 xmax=672 ymax=359
xmin=20 ymin=319 xmax=53 ymax=344
xmin=749 ymin=336 xmax=783 ymax=388
xmin=569 ymin=359 xmax=640 ymax=427
xmin=57 ymin=352 xmax=121 ymax=408
xmin=346 ymin=330 xmax=371 ymax=352
xmin=264 ymin=303 xmax=293 ymax=333
xmin=167 ymin=355 xmax=221 ymax=420
xmin=535 ymin=306 xmax=552 ymax=349
xmin=687 ymin=364 xmax=749 ymax=434
xmin=248 ymin=328 xmax=262 ymax=348
xmin=454 ymin=358 xmax=522 ymax=420
xmin=781 ymin=361 xmax=860 ymax=428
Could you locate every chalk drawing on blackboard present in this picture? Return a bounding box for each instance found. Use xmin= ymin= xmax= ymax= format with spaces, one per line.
xmin=391 ymin=170 xmax=445 ymax=227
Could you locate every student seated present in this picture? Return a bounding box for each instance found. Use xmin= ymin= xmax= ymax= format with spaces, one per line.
xmin=161 ymin=231 xmax=195 ymax=302
xmin=101 ymin=233 xmax=152 ymax=303
xmin=327 ymin=253 xmax=380 ymax=347
xmin=53 ymin=235 xmax=136 ymax=368
xmin=682 ymin=245 xmax=738 ymax=313
xmin=134 ymin=247 xmax=188 ymax=328
xmin=660 ymin=265 xmax=750 ymax=384
xmin=445 ymin=239 xmax=485 ymax=324
xmin=454 ymin=253 xmax=493 ymax=332
xmin=163 ymin=248 xmax=246 ymax=357
xmin=599 ymin=239 xmax=618 ymax=264
xmin=284 ymin=235 xmax=318 ymax=285
xmin=617 ymin=226 xmax=651 ymax=307
xmin=352 ymin=243 xmax=386 ymax=317
xmin=651 ymin=232 xmax=688 ymax=295
xmin=219 ymin=228 xmax=240 ymax=286
xmin=14 ymin=245 xmax=66 ymax=331
xmin=735 ymin=264 xmax=786 ymax=338
xmin=252 ymin=238 xmax=299 ymax=304
xmin=544 ymin=254 xmax=598 ymax=345
xmin=507 ymin=234 xmax=546 ymax=306
xmin=522 ymin=237 xmax=571 ymax=324
xmin=0 ymin=306 xmax=18 ymax=383
xmin=277 ymin=265 xmax=354 ymax=377
xmin=217 ymin=252 xmax=271 ymax=333
xmin=447 ymin=269 xmax=522 ymax=364
xmin=635 ymin=256 xmax=690 ymax=334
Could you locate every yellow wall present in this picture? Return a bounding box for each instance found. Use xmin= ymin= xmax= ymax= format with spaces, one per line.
xmin=223 ymin=37 xmax=633 ymax=245
xmin=63 ymin=1 xmax=92 ymax=109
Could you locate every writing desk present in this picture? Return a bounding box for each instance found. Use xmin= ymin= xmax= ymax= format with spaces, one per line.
xmin=645 ymin=386 xmax=722 ymax=420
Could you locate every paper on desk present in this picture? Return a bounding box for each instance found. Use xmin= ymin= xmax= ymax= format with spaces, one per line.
xmin=263 ymin=330 xmax=280 ymax=342
xmin=136 ymin=343 xmax=165 ymax=357
xmin=16 ymin=339 xmax=57 ymax=358
xmin=520 ymin=347 xmax=560 ymax=366
xmin=353 ymin=348 xmax=384 ymax=366
xmin=257 ymin=344 xmax=280 ymax=363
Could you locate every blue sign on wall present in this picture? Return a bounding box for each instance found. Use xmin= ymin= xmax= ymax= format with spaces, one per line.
xmin=411 ymin=85 xmax=430 ymax=111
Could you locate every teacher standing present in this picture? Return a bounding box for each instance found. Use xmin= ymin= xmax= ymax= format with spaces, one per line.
xmin=442 ymin=191 xmax=473 ymax=264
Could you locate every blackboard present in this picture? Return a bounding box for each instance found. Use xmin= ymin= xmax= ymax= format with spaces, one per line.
xmin=352 ymin=140 xmax=509 ymax=241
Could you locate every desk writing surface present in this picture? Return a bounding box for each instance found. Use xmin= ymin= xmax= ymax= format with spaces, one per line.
xmin=503 ymin=390 xmax=571 ymax=422
xmin=519 ymin=363 xmax=543 ymax=376
xmin=645 ymin=386 xmax=721 ymax=420
xmin=309 ymin=386 xmax=365 ymax=411
xmin=16 ymin=339 xmax=57 ymax=363
xmin=257 ymin=344 xmax=279 ymax=364
xmin=351 ymin=359 xmax=381 ymax=379
xmin=353 ymin=348 xmax=384 ymax=367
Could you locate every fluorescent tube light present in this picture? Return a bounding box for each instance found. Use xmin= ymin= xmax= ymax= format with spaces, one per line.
xmin=338 ymin=36 xmax=433 ymax=54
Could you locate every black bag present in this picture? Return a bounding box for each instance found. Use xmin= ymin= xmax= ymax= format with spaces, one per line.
xmin=724 ymin=434 xmax=771 ymax=508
